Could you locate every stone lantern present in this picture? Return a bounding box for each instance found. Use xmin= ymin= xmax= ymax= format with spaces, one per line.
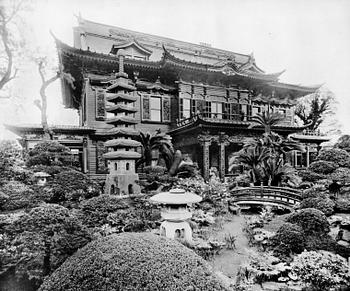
xmin=150 ymin=188 xmax=202 ymax=243
xmin=33 ymin=172 xmax=50 ymax=186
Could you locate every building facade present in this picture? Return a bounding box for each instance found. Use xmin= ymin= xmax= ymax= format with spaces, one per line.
xmin=6 ymin=17 xmax=330 ymax=184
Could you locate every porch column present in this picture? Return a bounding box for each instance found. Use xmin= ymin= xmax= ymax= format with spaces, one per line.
xmin=198 ymin=134 xmax=213 ymax=181
xmin=203 ymin=141 xmax=211 ymax=181
xmin=306 ymin=145 xmax=310 ymax=167
xmin=83 ymin=137 xmax=88 ymax=173
xmin=219 ymin=140 xmax=230 ymax=181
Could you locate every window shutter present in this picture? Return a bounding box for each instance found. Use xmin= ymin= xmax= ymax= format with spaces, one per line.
xmin=141 ymin=94 xmax=150 ymax=120
xmin=95 ymin=89 xmax=106 ymax=120
xmin=162 ymin=97 xmax=171 ymax=122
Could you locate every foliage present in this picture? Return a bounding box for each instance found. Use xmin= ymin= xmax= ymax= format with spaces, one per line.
xmin=295 ymin=91 xmax=334 ymax=130
xmin=239 ymin=132 xmax=303 ymax=186
xmin=300 ymin=187 xmax=329 ymax=199
xmin=335 ymin=198 xmax=350 ymax=213
xmin=44 ymin=170 xmax=100 ymax=203
xmin=291 ymin=250 xmax=350 ymax=290
xmin=250 ymin=111 xmax=284 ymax=133
xmin=299 ymin=197 xmax=335 ymax=216
xmin=309 ymin=160 xmax=338 ymax=174
xmin=0 ymin=204 xmax=91 ymax=284
xmin=136 ymin=131 xmax=174 ymax=169
xmin=286 ymin=208 xmax=330 ymax=235
xmin=335 ymin=134 xmax=350 ymax=153
xmin=271 ymin=222 xmax=306 ymax=257
xmin=0 ymin=181 xmax=36 ymax=210
xmin=0 ymin=140 xmax=29 ymax=185
xmin=331 ymin=167 xmax=350 ymax=184
xmin=298 ymin=169 xmax=325 ymax=183
xmin=39 ymin=233 xmax=227 ymax=291
xmin=316 ymin=148 xmax=350 ymax=167
xmin=78 ymin=195 xmax=129 ymax=228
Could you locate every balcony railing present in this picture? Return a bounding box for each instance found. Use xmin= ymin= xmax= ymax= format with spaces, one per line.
xmin=299 ymin=129 xmax=325 ymax=136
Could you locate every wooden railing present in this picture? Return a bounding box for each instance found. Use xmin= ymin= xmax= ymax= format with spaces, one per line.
xmin=230 ymin=186 xmax=302 ymax=209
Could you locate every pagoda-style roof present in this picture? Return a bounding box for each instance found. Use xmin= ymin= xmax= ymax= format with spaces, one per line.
xmin=54 ymin=22 xmax=320 ymax=109
xmin=105 ymin=116 xmax=138 ymax=125
xmin=169 ymin=114 xmax=309 ymax=136
xmin=110 ymin=39 xmax=152 ymax=56
xmin=103 ymin=150 xmax=141 ymax=160
xmin=104 ymin=138 xmax=141 ymax=148
xmin=106 ymin=92 xmax=137 ymax=103
xmin=5 ymin=124 xmax=95 ymax=135
xmin=106 ymin=79 xmax=136 ymax=91
xmin=94 ymin=128 xmax=140 ymax=137
xmin=150 ymin=188 xmax=202 ymax=205
xmin=106 ymin=104 xmax=138 ymax=114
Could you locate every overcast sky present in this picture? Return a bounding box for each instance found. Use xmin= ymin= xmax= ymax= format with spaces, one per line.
xmin=1 ymin=0 xmax=350 ymax=139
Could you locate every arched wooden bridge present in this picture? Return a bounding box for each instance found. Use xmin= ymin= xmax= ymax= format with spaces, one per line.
xmin=230 ymin=186 xmax=301 ymax=211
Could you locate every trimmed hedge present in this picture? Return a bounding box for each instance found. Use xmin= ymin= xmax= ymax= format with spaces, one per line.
xmin=272 ymin=222 xmax=306 ymax=256
xmin=39 ymin=233 xmax=227 ymax=291
xmin=309 ymin=160 xmax=338 ymax=175
xmin=287 ymin=208 xmax=330 ymax=235
xmin=316 ymin=148 xmax=350 ymax=167
xmin=299 ymin=197 xmax=335 ymax=216
xmin=78 ymin=195 xmax=129 ymax=227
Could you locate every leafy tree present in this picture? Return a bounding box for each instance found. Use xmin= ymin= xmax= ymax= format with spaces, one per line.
xmin=335 ymin=135 xmax=350 ymax=153
xmin=295 ymin=90 xmax=334 ymax=131
xmin=0 ymin=204 xmax=91 ymax=285
xmin=316 ymin=148 xmax=350 ymax=167
xmin=299 ymin=197 xmax=335 ymax=216
xmin=136 ymin=130 xmax=174 ymax=169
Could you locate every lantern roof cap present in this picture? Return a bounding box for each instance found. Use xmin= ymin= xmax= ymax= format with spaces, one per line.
xmin=150 ymin=188 xmax=202 ymax=205
xmin=33 ymin=171 xmax=50 ymax=177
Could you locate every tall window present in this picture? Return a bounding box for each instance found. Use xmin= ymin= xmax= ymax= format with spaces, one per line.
xmin=211 ymin=102 xmax=223 ymax=119
xmin=150 ymin=97 xmax=161 ymax=121
xmin=180 ymin=98 xmax=191 ymax=119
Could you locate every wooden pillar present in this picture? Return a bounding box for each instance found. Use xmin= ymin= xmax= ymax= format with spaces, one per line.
xmin=219 ymin=141 xmax=230 ymax=181
xmin=306 ymin=145 xmax=310 ymax=167
xmin=83 ymin=137 xmax=88 ymax=173
xmin=203 ymin=141 xmax=211 ymax=181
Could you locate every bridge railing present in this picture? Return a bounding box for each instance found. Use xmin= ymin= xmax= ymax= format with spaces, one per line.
xmin=230 ymin=186 xmax=302 ymax=207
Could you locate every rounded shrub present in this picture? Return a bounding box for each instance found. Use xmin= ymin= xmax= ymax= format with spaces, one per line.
xmin=298 ymin=169 xmax=325 ymax=183
xmin=39 ymin=233 xmax=227 ymax=291
xmin=287 ymin=208 xmax=330 ymax=235
xmin=78 ymin=195 xmax=129 ymax=227
xmin=331 ymin=167 xmax=350 ymax=184
xmin=316 ymin=148 xmax=350 ymax=167
xmin=300 ymin=187 xmax=329 ymax=200
xmin=1 ymin=181 xmax=36 ymax=211
xmin=309 ymin=160 xmax=338 ymax=175
xmin=272 ymin=222 xmax=306 ymax=256
xmin=299 ymin=197 xmax=335 ymax=216
xmin=335 ymin=198 xmax=350 ymax=213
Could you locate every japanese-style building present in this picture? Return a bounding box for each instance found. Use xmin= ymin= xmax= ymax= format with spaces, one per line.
xmin=6 ymin=17 xmax=330 ymax=185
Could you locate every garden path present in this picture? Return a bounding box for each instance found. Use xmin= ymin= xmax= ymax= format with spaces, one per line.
xmin=211 ymin=214 xmax=252 ymax=279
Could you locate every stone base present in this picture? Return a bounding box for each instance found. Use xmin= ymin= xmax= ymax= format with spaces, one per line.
xmin=104 ymin=173 xmax=141 ymax=195
xmin=160 ymin=220 xmax=193 ymax=243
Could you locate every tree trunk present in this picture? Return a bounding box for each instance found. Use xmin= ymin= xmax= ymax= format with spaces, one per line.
xmin=43 ymin=240 xmax=51 ymax=276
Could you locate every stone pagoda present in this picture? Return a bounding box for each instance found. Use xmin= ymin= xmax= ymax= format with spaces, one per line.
xmin=150 ymin=188 xmax=202 ymax=243
xmin=103 ymin=49 xmax=141 ymax=195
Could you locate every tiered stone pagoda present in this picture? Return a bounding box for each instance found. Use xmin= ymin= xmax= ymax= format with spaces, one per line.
xmin=103 ymin=49 xmax=141 ymax=195
xmin=151 ymin=188 xmax=202 ymax=243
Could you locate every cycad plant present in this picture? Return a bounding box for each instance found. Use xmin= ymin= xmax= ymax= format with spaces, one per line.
xmin=136 ymin=131 xmax=174 ymax=169
xmin=251 ymin=111 xmax=284 ymax=134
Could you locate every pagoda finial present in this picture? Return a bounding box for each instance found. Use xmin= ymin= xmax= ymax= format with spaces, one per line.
xmin=249 ymin=52 xmax=255 ymax=63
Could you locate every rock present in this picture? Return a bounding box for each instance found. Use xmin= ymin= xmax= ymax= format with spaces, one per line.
xmin=262 ymin=281 xmax=287 ymax=291
xmin=337 ymin=240 xmax=350 ymax=247
xmin=328 ymin=215 xmax=343 ymax=226
xmin=342 ymin=229 xmax=350 ymax=241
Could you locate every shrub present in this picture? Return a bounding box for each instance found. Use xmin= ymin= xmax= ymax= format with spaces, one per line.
xmin=299 ymin=197 xmax=335 ymax=216
xmin=271 ymin=222 xmax=306 ymax=256
xmin=26 ymin=141 xmax=72 ymax=168
xmin=317 ymin=148 xmax=350 ymax=167
xmin=287 ymin=208 xmax=330 ymax=235
xmin=78 ymin=195 xmax=129 ymax=227
xmin=298 ymin=169 xmax=325 ymax=183
xmin=143 ymin=165 xmax=167 ymax=175
xmin=330 ymin=167 xmax=350 ymax=184
xmin=39 ymin=233 xmax=227 ymax=291
xmin=309 ymin=160 xmax=338 ymax=174
xmin=47 ymin=170 xmax=100 ymax=203
xmin=300 ymin=187 xmax=329 ymax=200
xmin=291 ymin=250 xmax=350 ymax=290
xmin=1 ymin=181 xmax=36 ymax=211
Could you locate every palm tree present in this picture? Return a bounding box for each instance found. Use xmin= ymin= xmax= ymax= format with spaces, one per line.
xmin=238 ymin=146 xmax=270 ymax=184
xmin=136 ymin=131 xmax=174 ymax=169
xmin=251 ymin=111 xmax=284 ymax=134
